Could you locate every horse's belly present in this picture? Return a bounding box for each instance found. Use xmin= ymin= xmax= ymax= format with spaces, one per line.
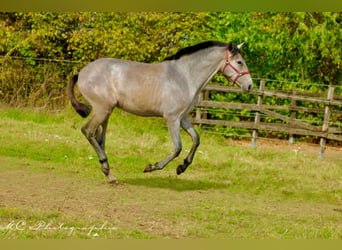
xmin=117 ymin=96 xmax=163 ymax=117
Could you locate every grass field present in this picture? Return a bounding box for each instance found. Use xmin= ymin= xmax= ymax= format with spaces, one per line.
xmin=0 ymin=105 xmax=341 ymax=239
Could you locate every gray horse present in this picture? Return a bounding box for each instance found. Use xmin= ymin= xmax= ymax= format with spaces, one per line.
xmin=68 ymin=41 xmax=252 ymax=183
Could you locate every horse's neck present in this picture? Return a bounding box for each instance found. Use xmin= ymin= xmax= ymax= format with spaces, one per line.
xmin=180 ymin=47 xmax=224 ymax=95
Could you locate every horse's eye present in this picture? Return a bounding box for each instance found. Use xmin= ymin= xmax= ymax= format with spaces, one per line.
xmin=237 ymin=61 xmax=243 ymax=65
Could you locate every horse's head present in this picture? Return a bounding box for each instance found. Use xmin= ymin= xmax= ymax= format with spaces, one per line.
xmin=221 ymin=43 xmax=253 ymax=91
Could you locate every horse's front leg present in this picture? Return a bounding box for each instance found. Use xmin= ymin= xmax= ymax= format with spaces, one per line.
xmin=177 ymin=116 xmax=200 ymax=175
xmin=144 ymin=118 xmax=182 ymax=172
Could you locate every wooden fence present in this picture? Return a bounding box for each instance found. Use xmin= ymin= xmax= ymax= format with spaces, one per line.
xmin=191 ymin=80 xmax=342 ymax=158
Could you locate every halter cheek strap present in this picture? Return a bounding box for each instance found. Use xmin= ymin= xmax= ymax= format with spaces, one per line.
xmin=221 ymin=48 xmax=250 ymax=83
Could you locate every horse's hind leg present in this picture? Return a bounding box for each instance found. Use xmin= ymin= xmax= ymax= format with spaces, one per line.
xmin=81 ymin=109 xmax=117 ymax=183
xmin=95 ymin=117 xmax=109 ymax=150
xmin=177 ymin=116 xmax=200 ymax=175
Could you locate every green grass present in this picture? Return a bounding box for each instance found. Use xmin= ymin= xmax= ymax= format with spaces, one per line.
xmin=0 ymin=106 xmax=341 ymax=239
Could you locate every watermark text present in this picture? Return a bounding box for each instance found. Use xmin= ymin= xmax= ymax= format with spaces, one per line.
xmin=0 ymin=220 xmax=117 ymax=237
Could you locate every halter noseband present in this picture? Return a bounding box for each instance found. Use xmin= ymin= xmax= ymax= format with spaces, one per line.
xmin=221 ymin=48 xmax=250 ymax=83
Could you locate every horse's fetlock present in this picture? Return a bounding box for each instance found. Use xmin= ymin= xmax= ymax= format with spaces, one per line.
xmin=183 ymin=159 xmax=190 ymax=166
xmin=102 ymin=166 xmax=110 ymax=176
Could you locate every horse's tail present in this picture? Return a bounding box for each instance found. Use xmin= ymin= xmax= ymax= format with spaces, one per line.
xmin=67 ymin=74 xmax=91 ymax=118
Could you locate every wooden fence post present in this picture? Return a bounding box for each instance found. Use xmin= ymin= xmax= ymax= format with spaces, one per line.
xmin=203 ymin=89 xmax=209 ymax=120
xmin=289 ymin=89 xmax=297 ymax=144
xmin=195 ymin=89 xmax=210 ymax=122
xmin=195 ymin=91 xmax=203 ymax=122
xmin=319 ymin=86 xmax=335 ymax=158
xmin=251 ymin=79 xmax=266 ymax=148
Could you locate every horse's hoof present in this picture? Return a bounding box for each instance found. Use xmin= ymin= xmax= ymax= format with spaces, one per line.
xmin=144 ymin=164 xmax=154 ymax=173
xmin=107 ymin=174 xmax=119 ymax=184
xmin=176 ymin=165 xmax=184 ymax=175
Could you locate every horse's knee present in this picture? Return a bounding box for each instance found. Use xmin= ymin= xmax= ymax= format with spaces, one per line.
xmin=174 ymin=144 xmax=182 ymax=157
xmin=191 ymin=129 xmax=200 ymax=146
xmin=194 ymin=135 xmax=200 ymax=147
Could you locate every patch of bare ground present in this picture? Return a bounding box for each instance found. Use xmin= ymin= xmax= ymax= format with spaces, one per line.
xmin=0 ymin=158 xmax=187 ymax=238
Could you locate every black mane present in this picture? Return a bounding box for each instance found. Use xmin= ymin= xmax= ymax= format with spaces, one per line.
xmin=164 ymin=41 xmax=239 ymax=61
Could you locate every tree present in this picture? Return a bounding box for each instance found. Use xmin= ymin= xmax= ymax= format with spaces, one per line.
xmin=1 ymin=12 xmax=341 ymax=107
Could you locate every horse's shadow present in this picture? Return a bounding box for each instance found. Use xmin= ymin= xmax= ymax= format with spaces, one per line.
xmin=123 ymin=176 xmax=230 ymax=192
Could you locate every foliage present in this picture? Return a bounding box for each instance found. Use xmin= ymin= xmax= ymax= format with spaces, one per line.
xmin=0 ymin=12 xmax=341 ymax=139
xmin=1 ymin=12 xmax=341 ymax=83
xmin=0 ymin=12 xmax=209 ymax=62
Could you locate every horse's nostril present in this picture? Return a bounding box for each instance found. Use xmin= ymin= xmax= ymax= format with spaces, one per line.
xmin=248 ymin=84 xmax=252 ymax=91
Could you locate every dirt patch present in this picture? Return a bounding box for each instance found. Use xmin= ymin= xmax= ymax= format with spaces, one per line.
xmin=1 ymin=167 xmax=119 ymax=217
xmin=0 ymin=159 xmax=184 ymax=238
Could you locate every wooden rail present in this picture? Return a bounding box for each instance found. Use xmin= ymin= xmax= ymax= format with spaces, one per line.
xmin=191 ymin=80 xmax=342 ymax=157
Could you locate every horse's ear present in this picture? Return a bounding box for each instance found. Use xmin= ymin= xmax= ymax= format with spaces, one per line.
xmin=237 ymin=43 xmax=244 ymax=50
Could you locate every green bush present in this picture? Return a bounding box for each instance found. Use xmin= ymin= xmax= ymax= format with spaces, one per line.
xmin=0 ymin=12 xmax=341 ymax=140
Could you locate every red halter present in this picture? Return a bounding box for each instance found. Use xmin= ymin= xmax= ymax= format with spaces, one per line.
xmin=221 ymin=48 xmax=250 ymax=83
